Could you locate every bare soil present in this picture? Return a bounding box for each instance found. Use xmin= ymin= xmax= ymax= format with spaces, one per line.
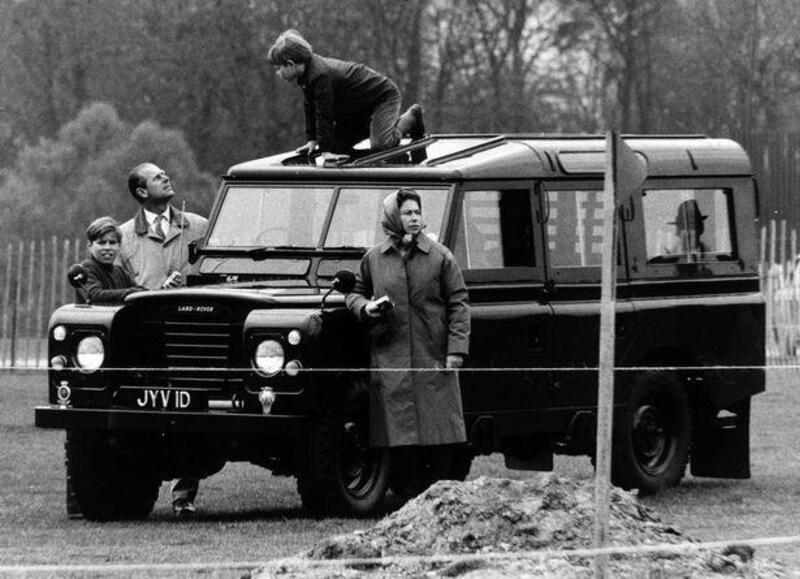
xmin=258 ymin=475 xmax=788 ymax=578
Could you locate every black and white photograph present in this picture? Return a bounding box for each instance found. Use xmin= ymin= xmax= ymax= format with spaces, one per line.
xmin=0 ymin=1 xmax=799 ymax=576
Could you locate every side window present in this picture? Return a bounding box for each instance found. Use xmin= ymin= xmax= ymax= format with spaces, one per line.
xmin=643 ymin=189 xmax=733 ymax=263
xmin=546 ymin=189 xmax=604 ymax=267
xmin=452 ymin=189 xmax=535 ymax=269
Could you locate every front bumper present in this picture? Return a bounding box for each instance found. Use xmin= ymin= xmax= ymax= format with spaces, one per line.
xmin=35 ymin=405 xmax=309 ymax=435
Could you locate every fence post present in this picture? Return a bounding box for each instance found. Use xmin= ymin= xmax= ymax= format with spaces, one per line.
xmin=766 ymin=221 xmax=777 ymax=360
xmin=1 ymin=242 xmax=12 ymax=367
xmin=24 ymin=239 xmax=35 ymax=367
xmin=791 ymin=229 xmax=799 ymax=358
xmin=36 ymin=239 xmax=46 ymax=367
xmin=61 ymin=238 xmax=70 ymax=306
xmin=12 ymin=240 xmax=24 ymax=368
xmin=50 ymin=235 xmax=58 ymax=312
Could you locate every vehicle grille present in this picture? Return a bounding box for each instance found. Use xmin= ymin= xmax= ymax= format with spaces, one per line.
xmin=112 ymin=303 xmax=247 ymax=393
xmin=163 ymin=319 xmax=231 ymax=368
xmin=162 ymin=319 xmax=243 ymax=390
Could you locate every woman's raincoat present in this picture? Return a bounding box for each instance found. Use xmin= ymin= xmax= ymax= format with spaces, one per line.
xmin=346 ymin=192 xmax=470 ymax=447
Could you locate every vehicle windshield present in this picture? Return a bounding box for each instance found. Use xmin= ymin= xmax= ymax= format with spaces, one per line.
xmin=207 ymin=185 xmax=450 ymax=249
xmin=207 ymin=186 xmax=334 ymax=247
xmin=325 ymin=187 xmax=449 ymax=247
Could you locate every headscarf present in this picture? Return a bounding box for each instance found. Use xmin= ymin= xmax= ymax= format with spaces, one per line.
xmin=380 ymin=189 xmax=425 ymax=248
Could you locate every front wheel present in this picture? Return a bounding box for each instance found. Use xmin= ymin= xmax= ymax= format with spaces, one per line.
xmin=611 ymin=372 xmax=691 ymax=494
xmin=66 ymin=429 xmax=160 ymax=521
xmin=297 ymin=384 xmax=390 ymax=516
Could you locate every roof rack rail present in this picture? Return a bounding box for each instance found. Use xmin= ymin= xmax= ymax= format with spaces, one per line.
xmin=333 ymin=132 xmax=715 ymax=169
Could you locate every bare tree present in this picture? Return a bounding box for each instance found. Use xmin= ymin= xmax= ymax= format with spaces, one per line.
xmin=693 ymin=0 xmax=800 ymax=134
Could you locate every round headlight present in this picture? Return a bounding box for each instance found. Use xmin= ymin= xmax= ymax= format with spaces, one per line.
xmin=53 ymin=325 xmax=67 ymax=342
xmin=254 ymin=339 xmax=284 ymax=376
xmin=76 ymin=336 xmax=104 ymax=372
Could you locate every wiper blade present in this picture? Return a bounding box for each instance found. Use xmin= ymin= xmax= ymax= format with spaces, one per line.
xmin=246 ymin=245 xmax=316 ymax=260
xmin=194 ymin=245 xmax=365 ymax=261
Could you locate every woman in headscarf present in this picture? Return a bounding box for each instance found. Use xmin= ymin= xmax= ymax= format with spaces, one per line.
xmin=346 ymin=188 xmax=470 ymax=488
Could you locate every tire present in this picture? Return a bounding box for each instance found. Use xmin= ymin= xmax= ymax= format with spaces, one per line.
xmin=66 ymin=429 xmax=160 ymax=521
xmin=296 ymin=384 xmax=390 ymax=516
xmin=611 ymin=372 xmax=691 ymax=494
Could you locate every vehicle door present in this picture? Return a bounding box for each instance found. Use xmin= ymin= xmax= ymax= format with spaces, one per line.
xmin=447 ymin=182 xmax=553 ymax=425
xmin=540 ymin=180 xmax=634 ymax=409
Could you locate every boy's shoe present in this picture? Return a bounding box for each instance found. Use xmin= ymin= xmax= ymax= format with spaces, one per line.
xmin=172 ymin=498 xmax=196 ymax=518
xmin=398 ymin=104 xmax=426 ymax=140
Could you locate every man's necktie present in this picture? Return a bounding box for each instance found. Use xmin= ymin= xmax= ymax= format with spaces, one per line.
xmin=153 ymin=215 xmax=166 ymax=242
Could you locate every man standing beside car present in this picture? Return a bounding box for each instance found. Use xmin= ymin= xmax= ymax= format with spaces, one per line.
xmin=120 ymin=162 xmax=208 ymax=517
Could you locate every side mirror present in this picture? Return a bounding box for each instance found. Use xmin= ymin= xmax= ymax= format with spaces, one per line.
xmin=67 ymin=264 xmax=88 ymax=288
xmin=188 ymin=240 xmax=199 ymax=264
xmin=67 ymin=263 xmax=91 ymax=304
xmin=332 ymin=270 xmax=356 ymax=294
xmin=320 ymin=270 xmax=356 ymax=310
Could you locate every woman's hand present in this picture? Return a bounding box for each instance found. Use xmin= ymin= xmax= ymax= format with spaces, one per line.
xmin=446 ymin=354 xmax=464 ymax=369
xmin=363 ymin=301 xmax=383 ymax=318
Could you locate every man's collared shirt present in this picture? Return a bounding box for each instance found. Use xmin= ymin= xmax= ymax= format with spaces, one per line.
xmin=143 ymin=207 xmax=171 ymax=238
xmin=118 ymin=204 xmax=207 ymax=290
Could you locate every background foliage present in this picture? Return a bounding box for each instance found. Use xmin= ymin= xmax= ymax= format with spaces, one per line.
xmin=1 ymin=0 xmax=799 ymax=239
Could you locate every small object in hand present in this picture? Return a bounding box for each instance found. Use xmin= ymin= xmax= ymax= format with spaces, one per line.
xmin=374 ymin=295 xmax=394 ymax=312
xmin=163 ymin=271 xmax=181 ymax=288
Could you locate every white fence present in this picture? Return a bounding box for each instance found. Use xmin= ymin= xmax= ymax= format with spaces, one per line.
xmin=0 ymin=222 xmax=796 ymax=368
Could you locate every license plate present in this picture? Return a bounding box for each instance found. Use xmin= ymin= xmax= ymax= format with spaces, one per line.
xmin=118 ymin=388 xmax=206 ymax=411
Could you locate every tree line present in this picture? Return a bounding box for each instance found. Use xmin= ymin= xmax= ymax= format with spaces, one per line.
xmin=1 ymin=0 xmax=799 ymax=240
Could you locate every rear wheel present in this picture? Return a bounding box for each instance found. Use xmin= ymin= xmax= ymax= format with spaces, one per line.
xmin=66 ymin=429 xmax=160 ymax=521
xmin=611 ymin=372 xmax=691 ymax=494
xmin=297 ymin=383 xmax=390 ymax=516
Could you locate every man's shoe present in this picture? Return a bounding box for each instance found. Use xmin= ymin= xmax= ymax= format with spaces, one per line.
xmin=172 ymin=498 xmax=196 ymax=518
xmin=408 ymin=104 xmax=425 ymax=140
xmin=398 ymin=104 xmax=426 ymax=140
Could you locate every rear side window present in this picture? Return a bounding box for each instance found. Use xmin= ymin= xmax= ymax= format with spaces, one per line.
xmin=643 ymin=189 xmax=734 ymax=263
xmin=546 ymin=189 xmax=604 ymax=267
xmin=452 ymin=189 xmax=535 ymax=269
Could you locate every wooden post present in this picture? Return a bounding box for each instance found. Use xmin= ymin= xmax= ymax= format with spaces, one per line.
xmin=50 ymin=235 xmax=58 ymax=316
xmin=12 ymin=240 xmax=24 ymax=368
xmin=1 ymin=242 xmax=12 ymax=367
xmin=770 ymin=219 xmax=777 ymax=268
xmin=61 ymin=238 xmax=70 ymax=306
xmin=593 ymin=133 xmax=618 ymax=577
xmin=793 ymin=229 xmax=799 ymax=360
xmin=593 ymin=133 xmax=646 ymax=578
xmin=36 ymin=238 xmax=46 ymax=367
xmin=769 ymin=220 xmax=778 ymax=358
xmin=24 ymin=239 xmax=36 ymax=367
xmin=779 ymin=220 xmax=786 ymax=269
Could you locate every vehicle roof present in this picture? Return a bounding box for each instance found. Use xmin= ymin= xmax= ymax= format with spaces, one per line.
xmin=226 ymin=134 xmax=752 ymax=182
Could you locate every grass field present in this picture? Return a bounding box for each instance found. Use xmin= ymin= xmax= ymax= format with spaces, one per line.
xmin=1 ymin=368 xmax=798 ymax=576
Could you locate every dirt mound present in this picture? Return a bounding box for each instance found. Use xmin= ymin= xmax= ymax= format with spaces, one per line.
xmin=259 ymin=475 xmax=787 ymax=577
